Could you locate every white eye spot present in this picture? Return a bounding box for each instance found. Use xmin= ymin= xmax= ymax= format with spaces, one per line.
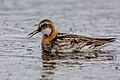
xmin=41 ymin=28 xmax=51 ymax=36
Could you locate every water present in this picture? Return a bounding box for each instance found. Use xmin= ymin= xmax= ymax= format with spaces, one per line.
xmin=0 ymin=0 xmax=120 ymax=80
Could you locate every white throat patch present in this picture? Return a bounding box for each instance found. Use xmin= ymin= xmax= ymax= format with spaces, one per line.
xmin=41 ymin=28 xmax=51 ymax=36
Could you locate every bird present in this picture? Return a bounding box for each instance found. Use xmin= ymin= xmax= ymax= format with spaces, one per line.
xmin=28 ymin=19 xmax=116 ymax=52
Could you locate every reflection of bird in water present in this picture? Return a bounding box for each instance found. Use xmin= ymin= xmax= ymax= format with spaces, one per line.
xmin=41 ymin=51 xmax=116 ymax=60
xmin=41 ymin=53 xmax=56 ymax=80
xmin=28 ymin=19 xmax=115 ymax=52
xmin=40 ymin=50 xmax=116 ymax=80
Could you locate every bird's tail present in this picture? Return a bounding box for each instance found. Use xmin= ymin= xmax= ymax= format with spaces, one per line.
xmin=107 ymin=38 xmax=116 ymax=42
xmin=96 ymin=38 xmax=116 ymax=42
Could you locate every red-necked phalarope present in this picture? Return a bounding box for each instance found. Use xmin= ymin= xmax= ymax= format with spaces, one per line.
xmin=28 ymin=19 xmax=116 ymax=52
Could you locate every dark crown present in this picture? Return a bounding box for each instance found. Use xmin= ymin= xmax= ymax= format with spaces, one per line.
xmin=39 ymin=19 xmax=53 ymax=26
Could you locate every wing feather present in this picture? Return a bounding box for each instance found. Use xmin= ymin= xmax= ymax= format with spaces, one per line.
xmin=49 ymin=33 xmax=115 ymax=52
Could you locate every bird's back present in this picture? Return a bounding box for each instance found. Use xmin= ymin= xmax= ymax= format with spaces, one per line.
xmin=42 ymin=33 xmax=115 ymax=52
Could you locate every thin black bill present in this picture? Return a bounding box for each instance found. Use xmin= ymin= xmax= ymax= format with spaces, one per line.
xmin=28 ymin=29 xmax=39 ymax=38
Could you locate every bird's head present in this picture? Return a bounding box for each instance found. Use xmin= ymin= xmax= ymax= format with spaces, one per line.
xmin=28 ymin=19 xmax=56 ymax=38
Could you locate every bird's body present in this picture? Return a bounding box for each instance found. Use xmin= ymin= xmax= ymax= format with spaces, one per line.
xmin=28 ymin=19 xmax=115 ymax=52
xmin=42 ymin=33 xmax=115 ymax=52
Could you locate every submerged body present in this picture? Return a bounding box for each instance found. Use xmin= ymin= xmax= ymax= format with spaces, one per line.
xmin=28 ymin=19 xmax=115 ymax=52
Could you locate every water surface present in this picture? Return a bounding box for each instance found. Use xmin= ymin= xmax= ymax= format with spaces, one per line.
xmin=0 ymin=0 xmax=120 ymax=80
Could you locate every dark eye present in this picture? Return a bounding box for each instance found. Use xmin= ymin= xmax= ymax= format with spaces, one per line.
xmin=41 ymin=24 xmax=49 ymax=28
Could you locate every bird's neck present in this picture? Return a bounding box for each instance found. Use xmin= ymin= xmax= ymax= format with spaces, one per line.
xmin=42 ymin=25 xmax=57 ymax=45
